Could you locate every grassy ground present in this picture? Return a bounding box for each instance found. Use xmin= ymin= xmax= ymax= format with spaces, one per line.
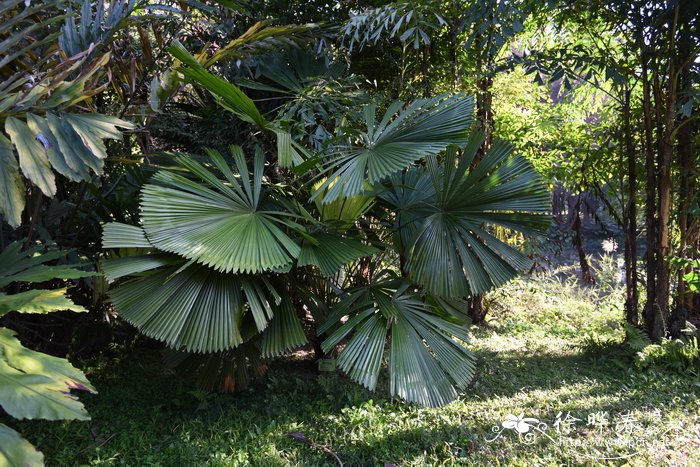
xmin=12 ymin=264 xmax=700 ymax=466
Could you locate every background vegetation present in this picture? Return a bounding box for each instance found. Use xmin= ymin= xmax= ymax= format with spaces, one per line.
xmin=0 ymin=0 xmax=698 ymax=465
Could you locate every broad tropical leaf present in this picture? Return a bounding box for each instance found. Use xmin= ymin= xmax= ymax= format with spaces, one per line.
xmin=0 ymin=423 xmax=44 ymax=467
xmin=139 ymin=148 xmax=301 ymax=274
xmin=320 ymin=277 xmax=475 ymax=407
xmin=0 ymin=133 xmax=25 ymax=227
xmin=5 ymin=116 xmax=56 ymax=197
xmin=0 ymin=241 xmax=94 ymax=289
xmin=314 ymin=93 xmax=474 ymax=203
xmin=0 ymin=241 xmax=94 ymax=316
xmin=0 ymin=289 xmax=86 ymax=316
xmin=0 ymin=328 xmax=95 ymax=420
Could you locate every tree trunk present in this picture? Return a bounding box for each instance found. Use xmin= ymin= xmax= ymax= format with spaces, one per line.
xmin=622 ymin=89 xmax=638 ymax=325
xmin=670 ymin=14 xmax=698 ymax=335
xmin=641 ymin=52 xmax=659 ymax=341
xmin=573 ymin=195 xmax=595 ymax=285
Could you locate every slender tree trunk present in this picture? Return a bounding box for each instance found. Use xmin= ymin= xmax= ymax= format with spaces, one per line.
xmin=622 ymin=89 xmax=638 ymax=325
xmin=573 ymin=196 xmax=595 ymax=284
xmin=641 ymin=54 xmax=659 ymax=340
xmin=467 ymin=26 xmax=494 ymax=325
xmin=670 ymin=15 xmax=698 ymax=335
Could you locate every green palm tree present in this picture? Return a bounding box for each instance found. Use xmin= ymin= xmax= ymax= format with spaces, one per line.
xmin=102 ymin=43 xmax=550 ymax=407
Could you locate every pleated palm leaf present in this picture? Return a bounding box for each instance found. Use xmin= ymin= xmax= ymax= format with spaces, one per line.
xmin=313 ymin=93 xmax=474 ymax=203
xmin=380 ymin=130 xmax=550 ymax=299
xmin=102 ymin=146 xmax=376 ymax=354
xmin=101 ymin=146 xmax=310 ymax=353
xmin=318 ymin=274 xmax=475 ymax=407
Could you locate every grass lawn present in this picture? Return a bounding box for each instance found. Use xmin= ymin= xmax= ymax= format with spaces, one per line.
xmin=12 ymin=268 xmax=700 ymax=466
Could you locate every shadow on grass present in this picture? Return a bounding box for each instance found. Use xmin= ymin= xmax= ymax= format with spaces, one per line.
xmin=13 ymin=344 xmax=699 ymax=466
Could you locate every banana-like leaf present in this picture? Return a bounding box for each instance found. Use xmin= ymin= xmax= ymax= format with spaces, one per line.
xmin=0 ymin=289 xmax=87 ymax=316
xmin=0 ymin=328 xmax=95 ymax=420
xmin=0 ymin=133 xmax=24 ymax=227
xmin=321 ymin=279 xmax=475 ymax=407
xmin=0 ymin=423 xmax=44 ymax=467
xmin=139 ymin=148 xmax=301 ymax=274
xmin=315 ymin=93 xmax=474 ymax=203
xmin=379 ymin=131 xmax=550 ymax=298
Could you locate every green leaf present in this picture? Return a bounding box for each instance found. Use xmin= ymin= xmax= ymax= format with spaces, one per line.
xmin=0 ymin=328 xmax=95 ymax=392
xmin=0 ymin=241 xmax=94 ymax=289
xmin=102 ymin=223 xmax=152 ymax=249
xmin=298 ymin=232 xmax=377 ymax=277
xmin=139 ymin=148 xmax=300 ymax=274
xmin=108 ymin=262 xmax=277 ymax=353
xmin=0 ymin=289 xmax=87 ymax=316
xmin=0 ymin=329 xmax=94 ymax=421
xmin=378 ymin=131 xmax=550 ymax=298
xmin=0 ymin=423 xmax=44 ymax=467
xmin=321 ymin=281 xmax=475 ymax=407
xmin=313 ymin=178 xmax=375 ymax=230
xmin=169 ymin=41 xmax=267 ymax=127
xmin=259 ymin=295 xmax=307 ymax=358
xmin=101 ymin=254 xmax=178 ymax=283
xmin=0 ymin=133 xmax=25 ymax=228
xmin=315 ymin=93 xmax=474 ymax=203
xmin=5 ymin=116 xmax=56 ymax=197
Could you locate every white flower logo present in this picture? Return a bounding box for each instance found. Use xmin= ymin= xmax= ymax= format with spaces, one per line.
xmin=502 ymin=413 xmax=540 ymax=433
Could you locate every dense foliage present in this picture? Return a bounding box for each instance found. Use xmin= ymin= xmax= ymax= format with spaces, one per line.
xmin=0 ymin=0 xmax=698 ymax=464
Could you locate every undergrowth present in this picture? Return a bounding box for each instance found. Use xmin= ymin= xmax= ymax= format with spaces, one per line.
xmin=10 ymin=262 xmax=700 ymax=466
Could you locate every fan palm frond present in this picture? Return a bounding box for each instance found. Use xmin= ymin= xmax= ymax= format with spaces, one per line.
xmin=139 ymin=147 xmax=301 ymax=274
xmin=380 ymin=130 xmax=550 ymax=298
xmin=320 ymin=278 xmax=475 ymax=407
xmin=314 ymin=93 xmax=474 ymax=203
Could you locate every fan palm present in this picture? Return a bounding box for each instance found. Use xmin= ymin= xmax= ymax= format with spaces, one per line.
xmin=101 ymin=42 xmax=550 ymax=407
